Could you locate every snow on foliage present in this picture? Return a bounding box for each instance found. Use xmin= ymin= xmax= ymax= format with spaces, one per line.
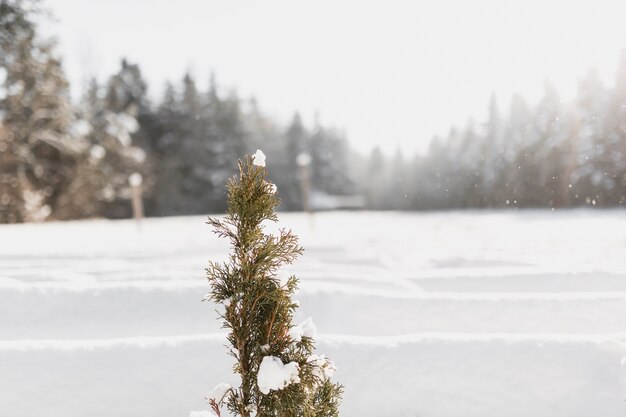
xmin=257 ymin=356 xmax=301 ymax=394
xmin=252 ymin=149 xmax=266 ymax=167
xmin=22 ymin=189 xmax=51 ymax=222
xmin=105 ymin=112 xmax=139 ymax=146
xmin=89 ymin=145 xmax=106 ymax=160
xmin=288 ymin=317 xmax=317 ymax=343
xmin=264 ymin=181 xmax=277 ymax=194
xmin=308 ymin=354 xmax=337 ymax=381
xmin=274 ymin=269 xmax=291 ymax=288
xmin=206 ymin=382 xmax=232 ymax=405
xmin=70 ymin=120 xmax=92 ymax=138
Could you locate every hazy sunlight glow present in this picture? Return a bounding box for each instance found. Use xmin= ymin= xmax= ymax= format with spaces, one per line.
xmin=46 ymin=0 xmax=626 ymax=153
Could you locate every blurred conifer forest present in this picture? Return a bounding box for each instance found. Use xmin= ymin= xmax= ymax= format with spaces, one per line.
xmin=1 ymin=0 xmax=625 ymax=223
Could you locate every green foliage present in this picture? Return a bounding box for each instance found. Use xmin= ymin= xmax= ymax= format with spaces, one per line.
xmin=206 ymin=155 xmax=342 ymax=417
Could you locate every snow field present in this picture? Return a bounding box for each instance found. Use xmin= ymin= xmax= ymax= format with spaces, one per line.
xmin=0 ymin=335 xmax=623 ymax=417
xmin=1 ymin=211 xmax=626 ymax=416
xmin=3 ymin=286 xmax=626 ymax=339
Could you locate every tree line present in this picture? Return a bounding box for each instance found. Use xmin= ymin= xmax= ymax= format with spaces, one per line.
xmin=366 ymin=71 xmax=626 ymax=210
xmin=1 ymin=0 xmax=625 ymax=224
xmin=0 ymin=0 xmax=353 ymax=222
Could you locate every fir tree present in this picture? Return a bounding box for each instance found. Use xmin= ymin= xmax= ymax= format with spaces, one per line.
xmin=0 ymin=0 xmax=78 ymax=223
xmin=308 ymin=121 xmax=353 ymax=197
xmin=203 ymin=151 xmax=342 ymax=417
xmin=57 ymin=73 xmax=146 ymax=220
xmin=281 ymin=113 xmax=307 ymax=210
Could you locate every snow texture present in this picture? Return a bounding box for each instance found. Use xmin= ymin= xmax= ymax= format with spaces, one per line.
xmin=275 ymin=269 xmax=291 ymax=288
xmin=105 ymin=112 xmax=139 ymax=146
xmin=207 ymin=382 xmax=231 ymax=404
xmin=1 ymin=211 xmax=626 ymax=417
xmin=262 ymin=180 xmax=277 ymax=194
xmin=308 ymin=354 xmax=337 ymax=380
xmin=288 ymin=317 xmax=317 ymax=342
xmin=189 ymin=411 xmax=216 ymax=417
xmin=257 ymin=356 xmax=301 ymax=394
xmin=252 ymin=149 xmax=266 ymax=167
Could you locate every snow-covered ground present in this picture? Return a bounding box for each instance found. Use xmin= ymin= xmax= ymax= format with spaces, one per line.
xmin=1 ymin=210 xmax=626 ymax=417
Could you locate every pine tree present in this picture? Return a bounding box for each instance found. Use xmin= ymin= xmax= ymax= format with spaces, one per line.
xmin=600 ymin=50 xmax=626 ymax=206
xmin=57 ymin=73 xmax=146 ymax=220
xmin=203 ymin=151 xmax=342 ymax=417
xmin=571 ymin=69 xmax=607 ymax=207
xmin=150 ymin=81 xmax=184 ymax=215
xmin=482 ymin=94 xmax=504 ymax=206
xmin=0 ymin=0 xmax=78 ymax=223
xmin=281 ymin=113 xmax=307 ymax=210
xmin=177 ymin=72 xmax=225 ymax=214
xmin=308 ymin=121 xmax=353 ymax=198
xmin=364 ymin=146 xmax=385 ymax=210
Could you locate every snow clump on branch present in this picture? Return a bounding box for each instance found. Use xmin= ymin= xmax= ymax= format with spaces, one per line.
xmin=288 ymin=317 xmax=317 ymax=343
xmin=252 ymin=149 xmax=266 ymax=167
xmin=257 ymin=356 xmax=301 ymax=394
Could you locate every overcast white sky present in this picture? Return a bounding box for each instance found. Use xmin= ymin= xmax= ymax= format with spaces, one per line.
xmin=45 ymin=0 xmax=626 ymax=154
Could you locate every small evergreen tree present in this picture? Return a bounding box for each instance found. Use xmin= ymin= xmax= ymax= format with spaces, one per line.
xmin=202 ymin=151 xmax=342 ymax=417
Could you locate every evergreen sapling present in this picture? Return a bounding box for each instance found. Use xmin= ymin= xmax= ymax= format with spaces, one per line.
xmin=199 ymin=150 xmax=343 ymax=417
